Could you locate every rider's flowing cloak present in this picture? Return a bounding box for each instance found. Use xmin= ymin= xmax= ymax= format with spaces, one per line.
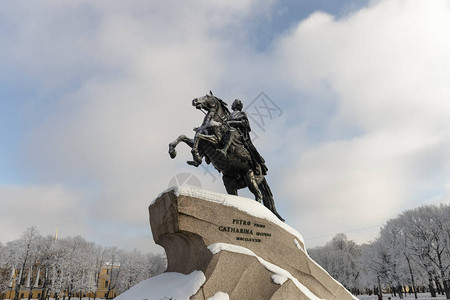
xmin=228 ymin=110 xmax=268 ymax=176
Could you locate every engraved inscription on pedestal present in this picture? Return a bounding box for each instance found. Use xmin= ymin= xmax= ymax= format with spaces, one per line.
xmin=218 ymin=218 xmax=273 ymax=243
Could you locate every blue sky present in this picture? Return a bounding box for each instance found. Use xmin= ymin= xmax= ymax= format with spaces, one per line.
xmin=1 ymin=0 xmax=450 ymax=253
xmin=243 ymin=0 xmax=371 ymax=51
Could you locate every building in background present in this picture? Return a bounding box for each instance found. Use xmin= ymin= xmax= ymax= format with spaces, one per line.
xmin=1 ymin=263 xmax=119 ymax=300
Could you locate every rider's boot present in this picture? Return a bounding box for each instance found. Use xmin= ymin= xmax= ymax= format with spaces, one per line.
xmin=218 ymin=131 xmax=232 ymax=156
xmin=218 ymin=141 xmax=231 ymax=157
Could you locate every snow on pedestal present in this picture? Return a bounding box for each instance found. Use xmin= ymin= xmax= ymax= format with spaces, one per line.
xmin=119 ymin=186 xmax=357 ymax=300
xmin=115 ymin=271 xmax=205 ymax=300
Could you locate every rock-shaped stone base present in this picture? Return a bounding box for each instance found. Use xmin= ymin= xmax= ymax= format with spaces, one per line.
xmin=149 ymin=187 xmax=356 ymax=300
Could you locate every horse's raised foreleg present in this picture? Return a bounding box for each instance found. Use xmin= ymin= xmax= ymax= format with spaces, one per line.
xmin=190 ymin=132 xmax=204 ymax=165
xmin=168 ymin=135 xmax=194 ymax=159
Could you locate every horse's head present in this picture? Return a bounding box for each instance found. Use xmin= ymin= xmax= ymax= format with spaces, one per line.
xmin=192 ymin=91 xmax=217 ymax=111
xmin=192 ymin=91 xmax=231 ymax=121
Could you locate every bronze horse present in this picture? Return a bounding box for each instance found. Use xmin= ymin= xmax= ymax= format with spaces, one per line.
xmin=168 ymin=92 xmax=284 ymax=221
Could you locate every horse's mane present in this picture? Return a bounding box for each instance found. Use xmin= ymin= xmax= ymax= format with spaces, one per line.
xmin=214 ymin=96 xmax=231 ymax=116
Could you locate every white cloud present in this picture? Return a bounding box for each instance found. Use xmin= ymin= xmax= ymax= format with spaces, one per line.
xmin=274 ymin=0 xmax=450 ymax=246
xmin=2 ymin=0 xmax=450 ymax=251
xmin=0 ymin=185 xmax=86 ymax=242
xmin=277 ymin=0 xmax=450 ymax=132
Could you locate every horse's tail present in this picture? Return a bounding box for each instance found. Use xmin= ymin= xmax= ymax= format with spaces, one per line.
xmin=259 ymin=178 xmax=285 ymax=222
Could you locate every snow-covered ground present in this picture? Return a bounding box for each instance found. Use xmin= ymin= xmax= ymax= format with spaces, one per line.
xmin=357 ymin=294 xmax=447 ymax=300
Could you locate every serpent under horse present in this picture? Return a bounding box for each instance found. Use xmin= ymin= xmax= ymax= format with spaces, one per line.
xmin=168 ymin=92 xmax=284 ymax=221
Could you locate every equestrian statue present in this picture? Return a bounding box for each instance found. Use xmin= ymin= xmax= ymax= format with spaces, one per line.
xmin=168 ymin=91 xmax=284 ymax=221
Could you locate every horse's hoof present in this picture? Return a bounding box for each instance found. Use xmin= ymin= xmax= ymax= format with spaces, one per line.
xmin=168 ymin=144 xmax=177 ymax=158
xmin=168 ymin=146 xmax=177 ymax=158
xmin=191 ymin=152 xmax=202 ymax=164
xmin=187 ymin=160 xmax=200 ymax=167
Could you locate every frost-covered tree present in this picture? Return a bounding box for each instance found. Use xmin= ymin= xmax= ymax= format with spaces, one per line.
xmin=77 ymin=241 xmax=98 ymax=299
xmin=359 ymin=243 xmax=383 ymax=296
xmin=1 ymin=227 xmax=169 ymax=299
xmin=49 ymin=239 xmax=67 ymax=300
xmin=381 ymin=215 xmax=423 ymax=299
xmin=24 ymin=234 xmax=47 ymax=300
xmin=0 ymin=242 xmax=12 ymax=298
xmin=56 ymin=236 xmax=97 ymax=300
xmin=92 ymin=245 xmax=106 ymax=299
xmin=148 ymin=253 xmax=166 ymax=277
xmin=116 ymin=249 xmax=146 ymax=293
xmin=6 ymin=226 xmax=41 ymax=300
xmin=308 ymin=234 xmax=361 ymax=291
xmin=103 ymin=246 xmax=121 ymax=299
xmin=36 ymin=235 xmax=59 ymax=300
xmin=401 ymin=205 xmax=450 ymax=298
xmin=365 ymin=236 xmax=395 ymax=299
xmin=376 ymin=221 xmax=407 ymax=298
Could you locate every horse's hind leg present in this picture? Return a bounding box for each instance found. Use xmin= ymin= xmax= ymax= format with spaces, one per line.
xmin=168 ymin=135 xmax=194 ymax=159
xmin=244 ymin=170 xmax=263 ymax=203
